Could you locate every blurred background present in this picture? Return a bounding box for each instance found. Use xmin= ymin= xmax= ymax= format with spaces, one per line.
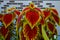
xmin=0 ymin=0 xmax=60 ymax=40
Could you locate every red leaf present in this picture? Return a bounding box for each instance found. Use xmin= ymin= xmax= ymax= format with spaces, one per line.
xmin=23 ymin=24 xmax=38 ymax=40
xmin=14 ymin=10 xmax=20 ymax=16
xmin=0 ymin=26 xmax=8 ymax=37
xmin=47 ymin=22 xmax=55 ymax=33
xmin=51 ymin=8 xmax=58 ymax=15
xmin=40 ymin=18 xmax=44 ymax=25
xmin=6 ymin=33 xmax=11 ymax=40
xmin=0 ymin=14 xmax=3 ymax=21
xmin=43 ymin=9 xmax=50 ymax=20
xmin=26 ymin=10 xmax=40 ymax=27
xmin=3 ymin=14 xmax=13 ymax=28
xmin=23 ymin=7 xmax=30 ymax=12
xmin=52 ymin=14 xmax=59 ymax=24
xmin=20 ymin=32 xmax=26 ymax=40
xmin=34 ymin=8 xmax=42 ymax=13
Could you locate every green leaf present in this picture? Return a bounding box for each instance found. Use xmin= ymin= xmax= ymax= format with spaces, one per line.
xmin=0 ymin=35 xmax=5 ymax=40
xmin=42 ymin=25 xmax=49 ymax=40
